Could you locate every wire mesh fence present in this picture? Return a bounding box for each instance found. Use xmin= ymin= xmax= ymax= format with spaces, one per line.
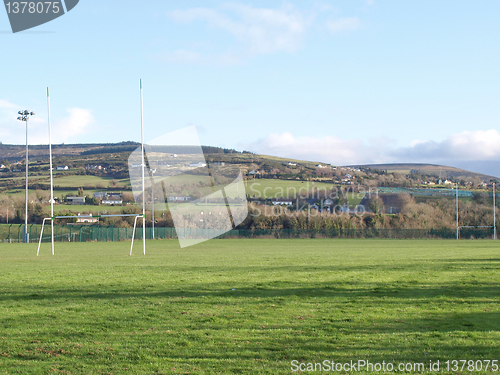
xmin=0 ymin=224 xmax=497 ymax=243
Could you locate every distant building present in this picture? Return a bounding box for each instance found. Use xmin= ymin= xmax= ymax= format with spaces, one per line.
xmin=93 ymin=192 xmax=107 ymax=199
xmin=66 ymin=196 xmax=86 ymax=205
xmin=57 ymin=165 xmax=69 ymax=171
xmin=76 ymin=214 xmax=98 ymax=224
xmin=211 ymin=161 xmax=225 ymax=166
xmin=102 ymin=196 xmax=123 ymax=205
xmin=85 ymin=164 xmax=103 ymax=170
xmin=168 ymin=196 xmax=192 ymax=202
xmin=271 ymin=198 xmax=293 ymax=206
xmin=189 ymin=162 xmax=207 ymax=168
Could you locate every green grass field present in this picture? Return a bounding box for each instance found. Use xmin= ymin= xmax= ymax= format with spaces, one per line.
xmin=0 ymin=239 xmax=499 ymax=374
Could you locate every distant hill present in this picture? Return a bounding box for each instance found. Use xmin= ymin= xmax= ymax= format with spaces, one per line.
xmin=0 ymin=143 xmax=239 ymax=162
xmin=0 ymin=142 xmax=496 ymax=183
xmin=350 ymin=163 xmax=497 ymax=182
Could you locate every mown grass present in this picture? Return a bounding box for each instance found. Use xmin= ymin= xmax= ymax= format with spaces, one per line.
xmin=0 ymin=239 xmax=499 ymax=374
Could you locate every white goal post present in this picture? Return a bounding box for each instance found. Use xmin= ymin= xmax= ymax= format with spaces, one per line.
xmin=37 ymin=81 xmax=147 ymax=256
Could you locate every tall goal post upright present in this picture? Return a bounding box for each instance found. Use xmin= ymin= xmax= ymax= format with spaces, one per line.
xmin=47 ymin=88 xmax=54 ymax=255
xmin=38 ymin=87 xmax=55 ymax=257
xmin=456 ymin=183 xmax=459 ymax=240
xmin=140 ymin=79 xmax=146 ymax=255
xmin=494 ymin=182 xmax=497 ymax=240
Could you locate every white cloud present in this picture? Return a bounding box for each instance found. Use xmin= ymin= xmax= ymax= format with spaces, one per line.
xmin=0 ymin=99 xmax=17 ymax=109
xmin=167 ymin=3 xmax=311 ymax=57
xmin=0 ymin=106 xmax=94 ymax=145
xmin=51 ymin=108 xmax=94 ymax=144
xmin=165 ymin=3 xmax=366 ymax=64
xmin=326 ymin=17 xmax=361 ymax=33
xmin=393 ymin=129 xmax=500 ymax=161
xmin=246 ymin=129 xmax=500 ymax=168
xmin=246 ymin=132 xmax=389 ymax=165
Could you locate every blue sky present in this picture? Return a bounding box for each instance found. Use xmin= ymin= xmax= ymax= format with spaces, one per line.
xmin=1 ymin=1 xmax=500 ymax=175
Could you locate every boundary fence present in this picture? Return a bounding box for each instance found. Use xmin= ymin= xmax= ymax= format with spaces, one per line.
xmin=0 ymin=224 xmax=496 ymax=243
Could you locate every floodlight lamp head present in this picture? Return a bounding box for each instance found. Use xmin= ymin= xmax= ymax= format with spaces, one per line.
xmin=18 ymin=111 xmax=23 ymax=115
xmin=30 ymin=112 xmax=35 ymax=116
xmin=17 ymin=117 xmax=22 ymax=121
xmin=24 ymin=110 xmax=29 ymax=115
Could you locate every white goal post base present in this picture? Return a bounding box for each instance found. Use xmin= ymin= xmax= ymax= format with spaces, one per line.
xmin=37 ymin=214 xmax=145 ymax=256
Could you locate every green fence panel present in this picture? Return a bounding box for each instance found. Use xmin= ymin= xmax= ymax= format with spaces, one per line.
xmin=0 ymin=224 xmax=497 ymax=243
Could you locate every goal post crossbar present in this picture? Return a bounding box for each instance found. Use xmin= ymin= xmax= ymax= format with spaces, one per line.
xmin=51 ymin=214 xmax=143 ymax=219
xmin=459 ymin=225 xmax=493 ymax=229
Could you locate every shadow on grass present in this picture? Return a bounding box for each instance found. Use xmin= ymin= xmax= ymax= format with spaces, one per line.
xmin=1 ymin=279 xmax=499 ymax=303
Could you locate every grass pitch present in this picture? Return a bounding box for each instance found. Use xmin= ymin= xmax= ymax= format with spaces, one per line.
xmin=0 ymin=239 xmax=499 ymax=374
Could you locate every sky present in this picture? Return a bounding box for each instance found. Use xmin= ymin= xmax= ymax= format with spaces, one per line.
xmin=1 ymin=1 xmax=500 ymax=176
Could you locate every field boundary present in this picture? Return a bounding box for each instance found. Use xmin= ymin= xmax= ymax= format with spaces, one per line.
xmin=0 ymin=224 xmax=496 ymax=243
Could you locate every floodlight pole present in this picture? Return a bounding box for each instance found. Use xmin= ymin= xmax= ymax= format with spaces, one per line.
xmin=47 ymin=88 xmax=54 ymax=254
xmin=25 ymin=118 xmax=28 ymax=242
xmin=493 ymin=182 xmax=497 ymax=240
xmin=140 ymin=79 xmax=146 ymax=255
xmin=456 ymin=183 xmax=459 ymax=240
xmin=17 ymin=110 xmax=34 ymax=243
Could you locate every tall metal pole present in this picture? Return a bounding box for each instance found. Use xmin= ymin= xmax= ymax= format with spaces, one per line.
xmin=493 ymin=182 xmax=497 ymax=240
xmin=140 ymin=79 xmax=146 ymax=255
xmin=456 ymin=183 xmax=459 ymax=240
xmin=25 ymin=117 xmax=29 ymax=243
xmin=47 ymin=88 xmax=54 ymax=254
xmin=151 ymin=169 xmax=156 ymax=239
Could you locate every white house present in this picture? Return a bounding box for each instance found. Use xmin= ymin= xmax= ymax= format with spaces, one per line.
xmin=271 ymin=198 xmax=293 ymax=206
xmin=76 ymin=214 xmax=98 ymax=224
xmin=211 ymin=161 xmax=225 ymax=166
xmin=102 ymin=196 xmax=123 ymax=205
xmin=189 ymin=162 xmax=207 ymax=168
xmin=168 ymin=196 xmax=192 ymax=202
xmin=57 ymin=165 xmax=69 ymax=171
